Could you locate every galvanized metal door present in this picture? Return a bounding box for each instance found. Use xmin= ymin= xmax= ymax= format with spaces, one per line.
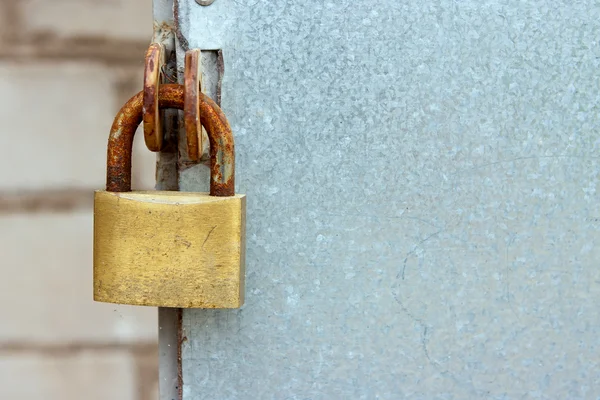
xmin=158 ymin=1 xmax=600 ymax=398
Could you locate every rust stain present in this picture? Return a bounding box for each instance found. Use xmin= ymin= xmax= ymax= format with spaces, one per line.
xmin=173 ymin=0 xmax=190 ymax=51
xmin=107 ymin=84 xmax=235 ymax=196
xmin=178 ymin=159 xmax=210 ymax=171
xmin=153 ymin=20 xmax=175 ymax=37
xmin=176 ymin=308 xmax=183 ymax=400
xmin=143 ymin=43 xmax=165 ymax=152
xmin=216 ymin=49 xmax=224 ymax=106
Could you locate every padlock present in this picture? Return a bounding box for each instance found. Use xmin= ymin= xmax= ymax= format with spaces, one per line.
xmin=94 ymin=84 xmax=245 ymax=308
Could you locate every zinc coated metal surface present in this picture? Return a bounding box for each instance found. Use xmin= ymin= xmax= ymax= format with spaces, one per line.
xmin=177 ymin=1 xmax=600 ymax=398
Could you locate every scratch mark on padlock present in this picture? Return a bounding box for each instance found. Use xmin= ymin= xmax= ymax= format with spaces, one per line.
xmin=202 ymin=226 xmax=217 ymax=248
xmin=174 ymin=235 xmax=192 ymax=248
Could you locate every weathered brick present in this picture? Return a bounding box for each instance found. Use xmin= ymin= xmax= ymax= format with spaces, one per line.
xmin=21 ymin=0 xmax=153 ymax=42
xmin=0 ymin=62 xmax=156 ymax=191
xmin=0 ymin=212 xmax=157 ymax=343
xmin=0 ymin=351 xmax=137 ymax=400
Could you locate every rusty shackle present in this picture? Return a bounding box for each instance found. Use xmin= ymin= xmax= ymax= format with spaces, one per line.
xmin=106 ymin=84 xmax=235 ymax=196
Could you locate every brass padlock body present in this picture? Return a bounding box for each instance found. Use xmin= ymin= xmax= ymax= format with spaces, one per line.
xmin=94 ymin=191 xmax=245 ymax=308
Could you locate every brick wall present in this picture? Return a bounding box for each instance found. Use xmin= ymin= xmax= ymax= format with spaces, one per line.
xmin=0 ymin=1 xmax=159 ymax=399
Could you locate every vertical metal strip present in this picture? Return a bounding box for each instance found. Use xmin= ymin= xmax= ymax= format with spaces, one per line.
xmin=157 ymin=308 xmax=181 ymax=400
xmin=153 ymin=1 xmax=182 ymax=400
xmin=173 ymin=1 xmax=224 ymax=398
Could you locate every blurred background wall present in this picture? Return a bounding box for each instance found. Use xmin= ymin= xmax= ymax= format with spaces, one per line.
xmin=0 ymin=1 xmax=161 ymax=399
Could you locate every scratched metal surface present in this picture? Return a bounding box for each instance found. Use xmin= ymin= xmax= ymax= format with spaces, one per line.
xmin=176 ymin=1 xmax=600 ymax=398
